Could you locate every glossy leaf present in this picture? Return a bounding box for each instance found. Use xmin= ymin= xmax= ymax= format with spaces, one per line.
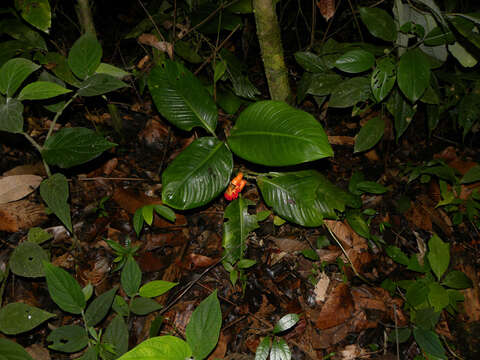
xmin=15 ymin=0 xmax=51 ymax=33
xmin=397 ymin=49 xmax=431 ymax=102
xmin=10 ymin=241 xmax=49 ymax=277
xmin=270 ymin=338 xmax=291 ymax=360
xmin=461 ymin=165 xmax=480 ymax=184
xmin=255 ymin=336 xmax=271 ymax=360
xmin=329 ymin=77 xmax=371 ymax=108
xmin=413 ymin=328 xmax=446 ymax=359
xmin=228 ymin=101 xmax=333 ymax=166
xmin=223 ymin=197 xmax=259 ymax=264
xmin=153 ymin=204 xmax=175 ymax=222
xmin=0 ymin=97 xmax=24 ymax=133
xmin=130 ymin=297 xmax=162 ymax=315
xmin=427 ymin=234 xmax=450 ymax=280
xmin=0 ymin=58 xmax=40 ymax=97
xmin=117 ymin=336 xmax=192 ymax=360
xmin=335 ymin=50 xmax=375 ymax=73
xmin=386 ymin=90 xmax=416 ymax=140
xmin=47 ymin=325 xmax=89 ymax=352
xmin=354 ymin=116 xmax=385 ymax=153
xmin=121 ymin=256 xmax=141 ymax=297
xmin=294 ymin=51 xmax=327 ymax=72
xmin=273 ymin=314 xmax=300 ymax=334
xmin=0 ymin=302 xmax=55 ymax=335
xmin=103 ymin=315 xmax=129 ymax=359
xmin=148 ymin=60 xmax=217 ymax=134
xmin=77 ymin=73 xmax=128 ymax=96
xmin=139 ymin=280 xmax=178 ymax=298
xmin=17 ymin=81 xmax=71 ymax=100
xmin=306 ymin=73 xmax=342 ymax=96
xmin=42 ymin=127 xmax=116 ymax=168
xmin=162 ymin=137 xmax=233 ymax=210
xmin=43 ymin=262 xmax=85 ymax=314
xmin=359 ymin=7 xmax=397 ymax=42
xmin=371 ymin=58 xmax=396 ymax=102
xmin=39 ymin=174 xmax=72 ymax=232
xmin=186 ymin=291 xmax=222 ymax=360
xmin=0 ymin=338 xmax=34 ymax=360
xmin=85 ymin=286 xmax=118 ymax=326
xmin=68 ymin=33 xmax=102 ymax=80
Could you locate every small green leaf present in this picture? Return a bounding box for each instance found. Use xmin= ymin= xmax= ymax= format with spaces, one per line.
xmin=413 ymin=328 xmax=446 ymax=359
xmin=273 ymin=313 xmax=300 ymax=334
xmin=414 ymin=307 xmax=440 ymax=330
xmin=27 ymin=227 xmax=52 ymax=244
xmin=47 ymin=325 xmax=89 ymax=353
xmin=371 ymin=58 xmax=396 ymax=102
xmin=77 ymin=73 xmax=128 ymax=97
xmin=354 ymin=116 xmax=385 ymax=153
xmin=346 ymin=210 xmax=370 ymax=238
xmin=117 ymin=336 xmax=192 ymax=360
xmin=329 ymin=77 xmax=371 ymax=108
xmin=133 ymin=208 xmax=144 ymax=236
xmin=387 ymin=328 xmax=411 ymax=343
xmin=40 ymin=173 xmax=72 ymax=232
xmin=269 ymin=338 xmax=291 ymax=360
xmin=448 ymin=42 xmax=477 ymax=68
xmin=130 ymin=297 xmax=162 ymax=315
xmin=428 ymin=282 xmax=450 ymax=312
xmin=17 ymin=81 xmax=71 ymax=100
xmin=0 ymin=58 xmax=40 ymax=97
xmin=397 ymin=49 xmax=431 ymax=102
xmin=386 ymin=89 xmax=416 ymax=140
xmin=386 ymin=246 xmax=409 ymax=266
xmin=42 ymin=127 xmax=116 ymax=168
xmin=214 ymin=60 xmax=227 ymax=83
xmin=355 ymin=181 xmax=388 ymax=194
xmin=186 ymin=291 xmax=222 ymax=360
xmin=103 ymin=315 xmax=129 ymax=359
xmin=441 ymin=270 xmax=472 ymax=289
xmin=237 ymin=259 xmax=257 ymax=269
xmin=294 ymin=51 xmax=327 ymax=73
xmin=0 ymin=302 xmax=55 ymax=335
xmin=112 ymin=295 xmax=129 ymax=317
xmin=427 ymin=234 xmax=450 ymax=280
xmin=83 ymin=283 xmax=93 ymax=302
xmin=461 ymin=165 xmax=480 ymax=184
xmin=68 ymin=33 xmax=102 ymax=80
xmin=255 ymin=336 xmax=271 ymax=360
xmin=43 ymin=262 xmax=86 ymax=314
xmin=153 ymin=204 xmax=176 ymax=222
xmin=335 ymin=50 xmax=375 ymax=73
xmin=95 ymin=63 xmax=131 ymax=79
xmin=139 ymin=280 xmax=178 ymax=298
xmin=15 ymin=0 xmax=51 ymax=33
xmin=405 ymin=280 xmax=429 ymax=308
xmin=10 ymin=241 xmax=49 ymax=277
xmin=142 ymin=205 xmax=154 ymax=225
xmin=0 ymin=338 xmax=34 ymax=360
xmin=0 ymin=97 xmax=24 ymax=133
xmin=359 ymin=7 xmax=397 ymax=42
xmin=85 ymin=287 xmax=118 ymax=326
xmin=121 ymin=257 xmax=141 ymax=297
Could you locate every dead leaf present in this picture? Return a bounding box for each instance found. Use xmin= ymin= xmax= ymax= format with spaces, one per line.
xmin=315 ymin=283 xmax=354 ymax=329
xmin=0 ymin=175 xmax=43 ymax=203
xmin=338 ymin=344 xmax=367 ymax=360
xmin=2 ymin=162 xmax=45 ymax=176
xmin=314 ymin=272 xmax=330 ymax=304
xmin=317 ymin=0 xmax=336 ymax=21
xmin=208 ymin=332 xmax=229 ymax=359
xmin=0 ymin=199 xmax=47 ymax=232
xmin=138 ymin=34 xmax=173 ymax=58
xmin=327 ymin=135 xmax=355 ymax=146
xmin=25 ymin=344 xmax=51 ymax=360
xmin=272 ymin=236 xmax=307 ymax=252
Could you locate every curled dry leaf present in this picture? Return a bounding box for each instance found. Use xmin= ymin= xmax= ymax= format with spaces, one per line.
xmin=138 ymin=34 xmax=173 ymax=59
xmin=0 ymin=175 xmax=43 ymax=204
xmin=317 ymin=0 xmax=336 ymax=21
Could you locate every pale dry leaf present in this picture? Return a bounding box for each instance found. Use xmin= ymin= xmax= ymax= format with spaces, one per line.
xmin=317 ymin=0 xmax=336 ymax=21
xmin=0 ymin=175 xmax=43 ymax=204
xmin=314 ymin=272 xmax=330 ymax=304
xmin=138 ymin=34 xmax=173 ymax=58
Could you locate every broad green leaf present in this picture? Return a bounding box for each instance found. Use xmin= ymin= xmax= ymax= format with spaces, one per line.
xmin=43 ymin=261 xmax=85 ymax=314
xmin=85 ymin=286 xmax=118 ymax=326
xmin=0 ymin=40 xmax=27 ymax=68
xmin=174 ymin=40 xmax=203 ymax=64
xmin=449 ymin=16 xmax=480 ymax=49
xmin=386 ymin=90 xmax=416 ymax=140
xmin=273 ymin=314 xmax=300 ymax=334
xmin=121 ymin=256 xmax=141 ymax=297
xmin=359 ymin=7 xmax=397 ymax=42
xmin=117 ymin=336 xmax=192 ymax=360
xmin=17 ymin=81 xmax=71 ymax=100
xmin=27 ymin=227 xmax=52 ymax=244
xmin=354 ymin=116 xmax=385 ymax=153
xmin=220 ymin=49 xmax=260 ymax=99
xmin=0 ymin=302 xmax=55 ymax=335
xmin=112 ymin=295 xmax=129 ymax=317
xmin=15 ymin=0 xmax=51 ymax=33
xmin=420 ymin=86 xmax=440 ymax=105
xmin=428 ymin=282 xmax=450 ymax=312
xmin=223 ymin=197 xmax=259 ymax=264
xmin=461 ymin=165 xmax=480 ymax=184
xmin=346 ymin=210 xmax=370 ymax=238
xmin=228 ymin=101 xmax=333 ymax=166
xmin=0 ymin=97 xmax=23 ymax=133
xmin=162 ymin=137 xmax=233 ymax=210
xmin=186 ymin=291 xmax=222 ymax=360
xmin=442 ymin=270 xmax=472 ymax=289
xmin=42 ymin=127 xmax=116 ymax=168
xmin=424 ymin=27 xmax=455 ymax=46
xmin=306 ymin=73 xmax=343 ymax=96
xmin=355 ymin=181 xmax=388 ymax=194
xmin=255 ymin=336 xmax=271 ymax=360
xmin=335 ymin=50 xmax=375 ymax=73
xmin=142 ymin=205 xmax=154 ymax=225
xmin=103 ymin=315 xmax=129 ymax=360
xmin=77 ymin=73 xmax=128 ymax=96
xmin=427 ymin=234 xmax=450 ymax=280
xmin=214 ymin=60 xmax=227 ymax=83
xmin=270 ymin=338 xmax=291 ymax=360
xmin=0 ymin=58 xmax=40 ymax=96
xmin=130 ymin=297 xmax=162 ymax=315
xmin=397 ymin=49 xmax=431 ymax=102
xmin=329 ymin=77 xmax=371 ymax=108
xmin=371 ymin=58 xmax=396 ymax=102
xmin=153 ymin=204 xmax=175 ymax=222
xmin=39 ymin=174 xmax=72 ymax=232
xmin=0 ymin=18 xmax=47 ymax=51
xmin=0 ymin=338 xmax=33 ymax=360
xmin=447 ymin=289 xmax=464 ymax=311
xmin=36 ymin=52 xmax=81 ymax=87
xmin=148 ymin=60 xmax=217 ymax=134
xmin=413 ymin=328 xmax=446 ymax=359
xmin=405 ymin=280 xmax=429 ymax=308
xmin=387 ymin=328 xmax=411 ymax=343
xmin=139 ymin=280 xmax=178 ymax=298
xmin=9 ymin=241 xmax=49 ymax=277
xmin=96 ymin=63 xmax=131 ymax=79
xmin=413 ymin=307 xmax=440 ymax=330
xmin=457 ymin=93 xmax=480 ymax=138
xmin=68 ymin=33 xmax=102 ymax=80
xmin=47 ymin=325 xmax=89 ymax=352
xmin=386 ymin=246 xmax=409 ymax=265
xmin=294 ymin=52 xmax=327 ymax=73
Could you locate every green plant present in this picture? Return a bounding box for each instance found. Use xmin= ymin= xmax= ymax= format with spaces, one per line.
xmin=132 ymin=204 xmax=176 ymax=237
xmin=384 ymin=234 xmax=472 ymax=359
xmin=294 ymin=0 xmax=480 ymax=149
xmin=255 ymin=313 xmax=300 ymax=360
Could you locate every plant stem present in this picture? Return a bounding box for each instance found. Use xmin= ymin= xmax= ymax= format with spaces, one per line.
xmin=75 ymin=0 xmax=96 ymax=36
xmin=46 ymin=94 xmax=78 ymax=140
xmin=22 ymin=132 xmax=52 ymax=177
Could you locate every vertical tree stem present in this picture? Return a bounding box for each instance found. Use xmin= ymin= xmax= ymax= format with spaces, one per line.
xmin=75 ymin=0 xmax=96 ymax=36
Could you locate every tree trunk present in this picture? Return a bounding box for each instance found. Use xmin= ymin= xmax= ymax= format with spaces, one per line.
xmin=75 ymin=0 xmax=96 ymax=36
xmin=253 ymin=0 xmax=292 ymax=103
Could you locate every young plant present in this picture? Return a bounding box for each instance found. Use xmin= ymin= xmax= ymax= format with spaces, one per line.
xmin=132 ymin=204 xmax=176 ymax=237
xmin=255 ymin=313 xmax=300 ymax=360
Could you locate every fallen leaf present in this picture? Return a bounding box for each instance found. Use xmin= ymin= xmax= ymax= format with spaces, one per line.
xmin=0 ymin=175 xmax=43 ymax=204
xmin=316 ymin=283 xmax=354 ymax=329
xmin=317 ymin=0 xmax=336 ymax=21
xmin=314 ymin=272 xmax=330 ymax=304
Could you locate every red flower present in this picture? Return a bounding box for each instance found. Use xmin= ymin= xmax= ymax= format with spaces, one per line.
xmin=224 ymin=173 xmax=247 ymax=201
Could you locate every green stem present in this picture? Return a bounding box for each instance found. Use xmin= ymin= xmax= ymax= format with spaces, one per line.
xmin=46 ymin=94 xmax=78 ymax=141
xmin=22 ymin=132 xmax=52 ymax=177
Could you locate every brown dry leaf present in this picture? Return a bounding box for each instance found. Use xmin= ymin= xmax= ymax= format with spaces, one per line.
xmin=272 ymin=236 xmax=307 ymax=252
xmin=25 ymin=344 xmax=51 ymax=360
xmin=138 ymin=34 xmax=173 ymax=58
xmin=317 ymin=0 xmax=336 ymax=21
xmin=314 ymin=272 xmax=330 ymax=304
xmin=311 ymin=322 xmax=349 ymax=349
xmin=0 ymin=175 xmax=43 ymax=203
xmin=316 ymin=246 xmax=341 ymax=263
xmin=327 ymin=135 xmax=354 ymax=146
xmin=0 ymin=199 xmax=47 ymax=232
xmin=404 ymin=200 xmax=433 ymax=232
xmin=315 ymin=283 xmax=354 ymax=329
xmin=139 ymin=118 xmax=169 ymax=150
xmin=338 ymin=344 xmax=367 ymax=360
xmin=52 ymin=252 xmax=75 ymax=270
xmin=183 ymin=253 xmax=218 ymax=269
xmin=208 ymin=332 xmax=229 ymax=360
xmin=2 ymin=162 xmax=45 ymax=176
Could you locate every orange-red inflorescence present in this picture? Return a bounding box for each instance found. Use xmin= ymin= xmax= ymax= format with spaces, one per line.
xmin=224 ymin=173 xmax=247 ymax=201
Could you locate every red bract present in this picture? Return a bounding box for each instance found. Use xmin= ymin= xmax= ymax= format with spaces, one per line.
xmin=224 ymin=173 xmax=247 ymax=201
